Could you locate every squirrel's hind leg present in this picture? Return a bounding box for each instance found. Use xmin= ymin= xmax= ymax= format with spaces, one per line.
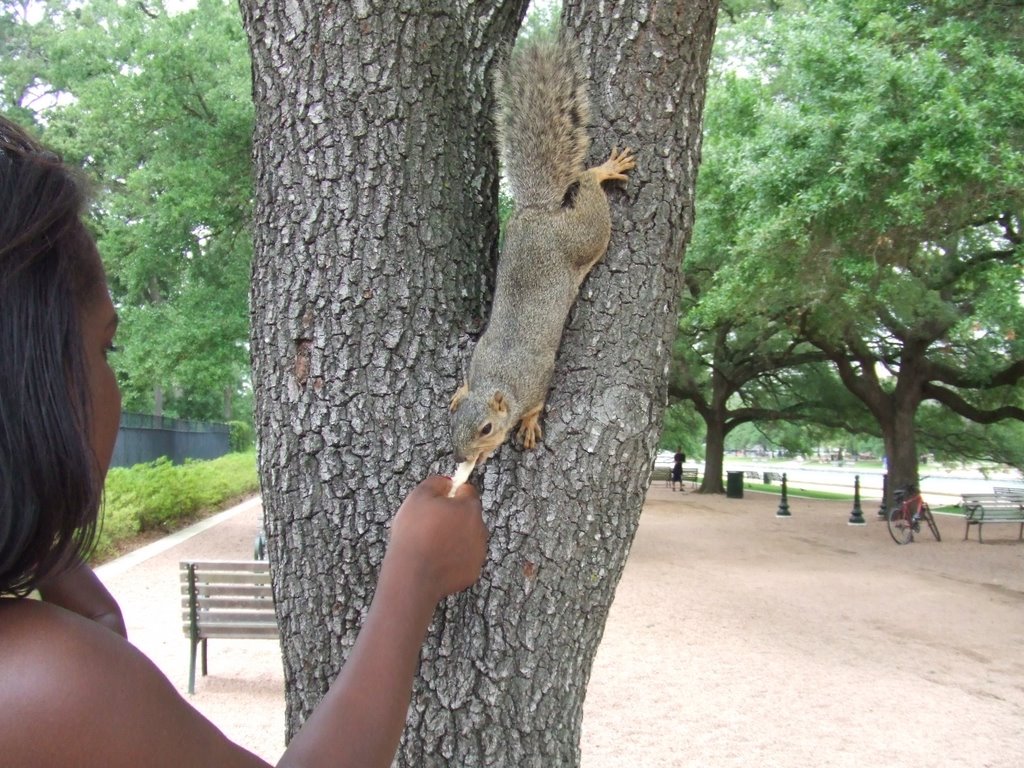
xmin=591 ymin=146 xmax=636 ymax=184
xmin=516 ymin=402 xmax=545 ymax=450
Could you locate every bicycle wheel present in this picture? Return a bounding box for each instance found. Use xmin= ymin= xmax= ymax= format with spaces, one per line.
xmin=922 ymin=503 xmax=941 ymax=542
xmin=888 ymin=503 xmax=914 ymax=544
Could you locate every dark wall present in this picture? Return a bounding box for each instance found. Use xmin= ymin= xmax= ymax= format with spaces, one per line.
xmin=111 ymin=412 xmax=230 ymax=468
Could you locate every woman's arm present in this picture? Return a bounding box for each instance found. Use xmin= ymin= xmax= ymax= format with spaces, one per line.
xmin=3 ymin=475 xmax=485 ymax=768
xmin=36 ymin=557 xmax=127 ymax=638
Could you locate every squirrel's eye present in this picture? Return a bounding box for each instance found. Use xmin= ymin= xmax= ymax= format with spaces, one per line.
xmin=480 ymin=423 xmax=492 ymax=436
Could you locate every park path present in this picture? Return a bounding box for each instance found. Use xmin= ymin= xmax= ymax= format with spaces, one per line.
xmin=95 ymin=497 xmax=285 ymax=763
xmin=96 ymin=486 xmax=1024 ymax=767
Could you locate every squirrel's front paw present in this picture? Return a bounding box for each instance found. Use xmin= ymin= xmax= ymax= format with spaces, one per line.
xmin=516 ymin=405 xmax=544 ymax=450
xmin=595 ymin=146 xmax=636 ymax=182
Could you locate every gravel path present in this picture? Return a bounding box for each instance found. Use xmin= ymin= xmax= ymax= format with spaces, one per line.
xmin=96 ymin=486 xmax=1024 ymax=766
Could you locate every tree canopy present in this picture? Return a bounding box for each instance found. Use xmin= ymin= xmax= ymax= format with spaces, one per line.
xmin=0 ymin=0 xmax=253 ymax=421
xmin=679 ymin=0 xmax=1024 ymax=481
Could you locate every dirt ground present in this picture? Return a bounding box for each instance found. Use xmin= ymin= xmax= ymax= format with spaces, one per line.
xmin=96 ymin=486 xmax=1024 ymax=767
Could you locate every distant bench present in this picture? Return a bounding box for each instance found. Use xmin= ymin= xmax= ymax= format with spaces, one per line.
xmin=663 ymin=466 xmax=698 ymax=489
xmin=180 ymin=560 xmax=278 ymax=694
xmin=762 ymin=471 xmax=785 ymax=484
xmin=961 ymin=487 xmax=1024 ymax=543
xmin=680 ymin=467 xmax=698 ymax=488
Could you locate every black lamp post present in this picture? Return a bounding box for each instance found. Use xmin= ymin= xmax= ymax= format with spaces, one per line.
xmin=849 ymin=475 xmax=866 ymax=525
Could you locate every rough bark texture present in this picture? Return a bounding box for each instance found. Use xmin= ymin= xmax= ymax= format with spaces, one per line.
xmin=241 ymin=0 xmax=718 ymax=764
xmin=240 ymin=0 xmax=523 ymax=737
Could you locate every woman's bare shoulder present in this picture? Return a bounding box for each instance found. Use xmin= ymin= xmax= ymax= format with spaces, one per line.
xmin=0 ymin=599 xmax=271 ymax=768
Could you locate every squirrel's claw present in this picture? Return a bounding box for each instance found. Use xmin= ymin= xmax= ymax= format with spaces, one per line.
xmin=593 ymin=146 xmax=636 ymax=183
xmin=517 ymin=404 xmax=544 ymax=450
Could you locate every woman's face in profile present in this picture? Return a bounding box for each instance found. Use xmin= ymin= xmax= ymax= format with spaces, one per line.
xmin=79 ymin=242 xmax=122 ymax=478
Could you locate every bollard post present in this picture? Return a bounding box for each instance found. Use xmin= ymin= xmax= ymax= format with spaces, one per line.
xmin=878 ymin=473 xmax=888 ymax=518
xmin=848 ymin=475 xmax=866 ymax=525
xmin=776 ymin=473 xmax=791 ymax=517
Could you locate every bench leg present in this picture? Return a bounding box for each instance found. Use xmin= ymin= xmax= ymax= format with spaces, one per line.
xmin=188 ymin=639 xmax=198 ymax=695
xmin=201 ymin=637 xmax=209 ymax=677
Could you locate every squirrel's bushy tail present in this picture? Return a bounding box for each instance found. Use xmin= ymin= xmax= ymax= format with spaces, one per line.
xmin=496 ymin=33 xmax=590 ymax=211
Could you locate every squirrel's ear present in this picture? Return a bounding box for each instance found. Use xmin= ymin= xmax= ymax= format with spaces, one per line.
xmin=489 ymin=391 xmax=509 ymax=416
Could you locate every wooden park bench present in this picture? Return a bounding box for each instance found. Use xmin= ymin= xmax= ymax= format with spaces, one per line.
xmin=960 ymin=493 xmax=1024 ymax=543
xmin=180 ymin=560 xmax=278 ymax=694
xmin=993 ymin=486 xmax=1024 ymax=501
xmin=680 ymin=467 xmax=699 ymax=488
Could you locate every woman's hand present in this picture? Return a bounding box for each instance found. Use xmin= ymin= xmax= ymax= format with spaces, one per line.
xmin=384 ymin=475 xmax=488 ymax=603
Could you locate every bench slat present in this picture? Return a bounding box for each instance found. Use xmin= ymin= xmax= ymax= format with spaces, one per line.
xmin=182 ymin=614 xmax=274 ymax=626
xmin=188 ymin=597 xmax=273 ymax=610
xmin=973 ymin=509 xmax=1024 ymax=520
xmin=181 ymin=560 xmax=270 ymax=572
xmin=183 ymin=624 xmax=279 ymax=638
xmin=181 ymin=584 xmax=271 ymax=597
xmin=179 ymin=572 xmax=270 ymax=586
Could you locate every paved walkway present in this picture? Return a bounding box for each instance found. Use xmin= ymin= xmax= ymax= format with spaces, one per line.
xmin=95 ymin=496 xmax=285 ymax=763
xmin=96 ymin=487 xmax=1024 ymax=766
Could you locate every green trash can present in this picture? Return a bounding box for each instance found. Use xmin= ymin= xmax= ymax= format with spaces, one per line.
xmin=726 ymin=471 xmax=744 ymax=498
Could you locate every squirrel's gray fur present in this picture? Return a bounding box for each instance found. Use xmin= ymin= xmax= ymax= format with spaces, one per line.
xmin=449 ymin=33 xmax=635 ymax=466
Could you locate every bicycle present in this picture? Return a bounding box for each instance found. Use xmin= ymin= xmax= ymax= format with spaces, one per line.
xmin=887 ymin=485 xmax=941 ymax=545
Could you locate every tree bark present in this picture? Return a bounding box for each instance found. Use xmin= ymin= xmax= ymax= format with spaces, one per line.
xmin=241 ymin=0 xmax=719 ymax=764
xmin=702 ymin=412 xmax=727 ymax=493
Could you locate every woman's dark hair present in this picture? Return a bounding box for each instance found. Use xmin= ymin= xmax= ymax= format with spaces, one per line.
xmin=0 ymin=115 xmax=104 ymax=596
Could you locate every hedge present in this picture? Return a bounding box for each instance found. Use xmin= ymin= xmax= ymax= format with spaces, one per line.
xmin=92 ymin=451 xmax=260 ymax=563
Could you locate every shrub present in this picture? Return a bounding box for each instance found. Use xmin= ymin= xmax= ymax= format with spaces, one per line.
xmin=228 ymin=420 xmax=255 ymax=452
xmin=91 ymin=451 xmax=259 ymax=562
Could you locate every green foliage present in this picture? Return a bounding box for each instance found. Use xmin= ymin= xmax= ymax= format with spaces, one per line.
xmin=659 ymin=403 xmax=705 ymax=458
xmin=519 ymin=0 xmax=561 ymax=42
xmin=916 ymin=403 xmax=1024 ymax=469
xmin=94 ymin=451 xmax=259 ymax=562
xmin=711 ymin=0 xmax=1024 ymax=331
xmin=227 ymin=420 xmax=255 ymax=452
xmin=681 ymin=0 xmax=1024 ymax=472
xmin=0 ymin=0 xmax=254 ymax=422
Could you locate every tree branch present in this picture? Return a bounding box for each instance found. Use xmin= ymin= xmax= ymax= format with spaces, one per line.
xmin=927 ymin=357 xmax=1024 ymax=389
xmin=922 ymin=383 xmax=1024 ymax=423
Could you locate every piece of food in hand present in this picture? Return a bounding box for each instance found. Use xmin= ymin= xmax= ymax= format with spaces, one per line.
xmin=448 ymin=460 xmax=476 ymax=498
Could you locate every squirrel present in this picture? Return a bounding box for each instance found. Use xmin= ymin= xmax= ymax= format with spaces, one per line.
xmin=449 ymin=33 xmax=635 ymax=467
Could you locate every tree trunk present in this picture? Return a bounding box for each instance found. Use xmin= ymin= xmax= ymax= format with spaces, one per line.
xmin=701 ymin=410 xmax=727 ymax=494
xmin=883 ymin=392 xmax=921 ymax=503
xmin=241 ymin=0 xmax=719 ymax=763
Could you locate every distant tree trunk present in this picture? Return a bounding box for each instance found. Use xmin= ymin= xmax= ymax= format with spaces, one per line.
xmin=701 ymin=414 xmax=728 ymax=494
xmin=241 ymin=0 xmax=719 ymax=763
xmin=816 ymin=335 xmax=929 ymax=507
xmin=882 ymin=384 xmax=923 ymax=502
